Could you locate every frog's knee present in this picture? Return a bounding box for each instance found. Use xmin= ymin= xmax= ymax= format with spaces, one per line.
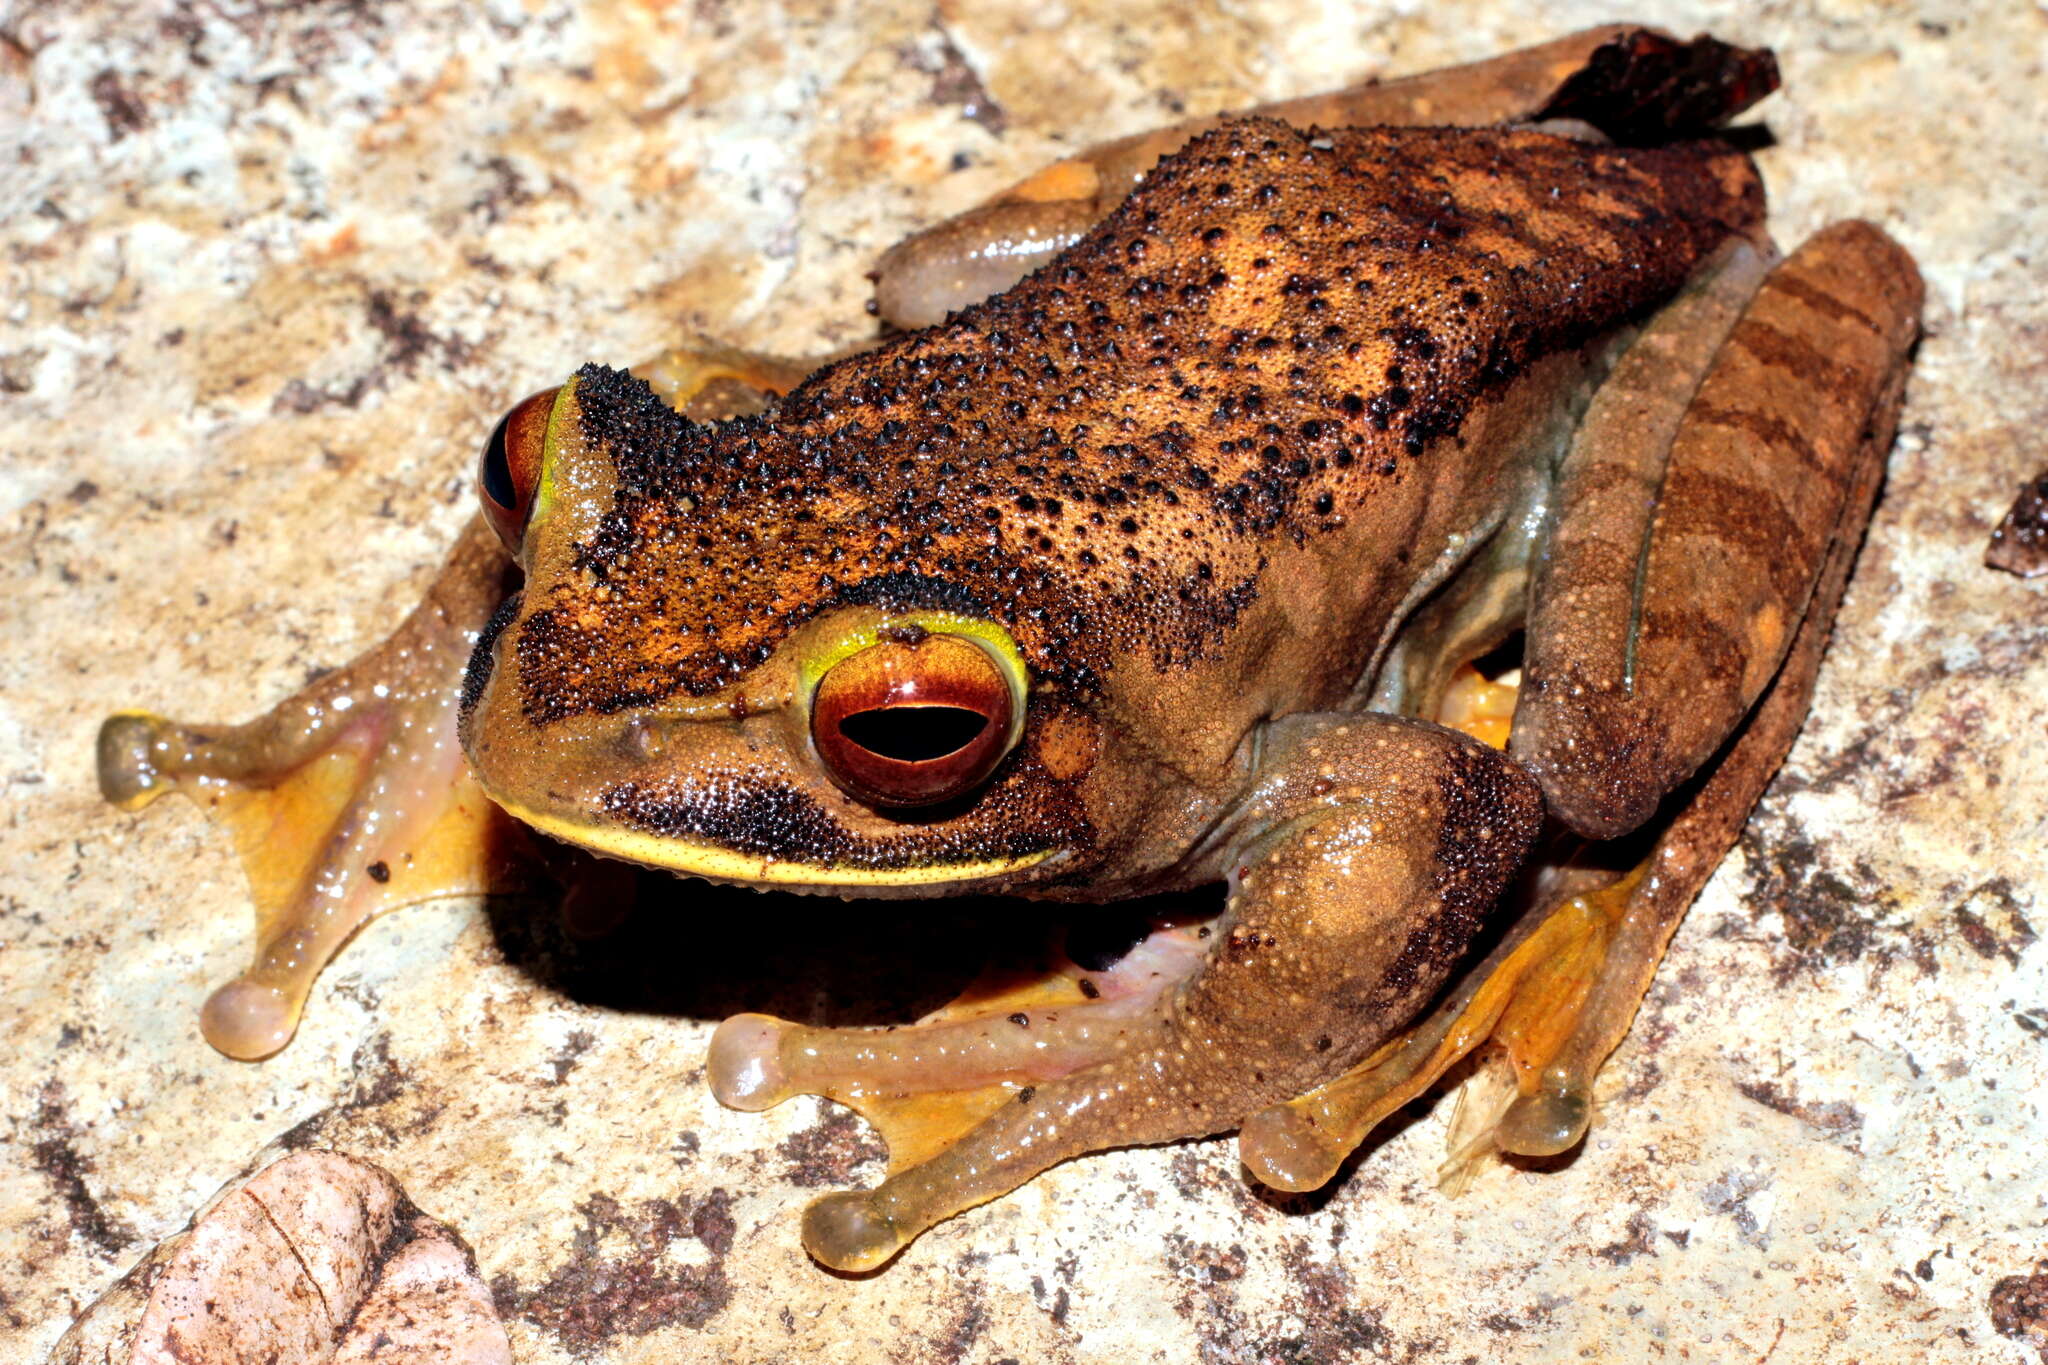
xmin=871 ymin=200 xmax=1097 ymax=329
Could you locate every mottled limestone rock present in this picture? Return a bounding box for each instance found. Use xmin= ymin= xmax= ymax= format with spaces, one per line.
xmin=3 ymin=2 xmax=2043 ymax=1362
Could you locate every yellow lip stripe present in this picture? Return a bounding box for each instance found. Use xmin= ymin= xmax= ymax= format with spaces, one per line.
xmin=498 ymin=798 xmax=1057 ymax=888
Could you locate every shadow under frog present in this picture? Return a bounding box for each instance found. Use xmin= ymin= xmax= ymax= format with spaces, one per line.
xmin=98 ymin=26 xmax=1924 ymax=1273
xmin=483 ymin=863 xmax=1220 ymax=1037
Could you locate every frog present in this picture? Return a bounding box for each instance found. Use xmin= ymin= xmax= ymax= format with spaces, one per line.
xmin=97 ymin=26 xmax=1921 ymax=1272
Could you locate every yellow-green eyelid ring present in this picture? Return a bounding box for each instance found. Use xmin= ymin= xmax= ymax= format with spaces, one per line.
xmin=527 ymin=373 xmax=578 ymax=535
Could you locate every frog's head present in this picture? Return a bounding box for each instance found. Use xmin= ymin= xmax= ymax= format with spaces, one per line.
xmin=456 ymin=367 xmax=1108 ymax=895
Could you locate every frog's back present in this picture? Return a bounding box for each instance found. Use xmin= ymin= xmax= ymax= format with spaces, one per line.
xmin=532 ymin=120 xmax=1760 ymax=720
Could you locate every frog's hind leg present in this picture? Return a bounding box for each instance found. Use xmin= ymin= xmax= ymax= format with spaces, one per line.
xmin=97 ymin=517 xmax=525 ymax=1059
xmin=1240 ymin=222 xmax=1923 ymax=1190
xmin=1375 ymin=230 xmax=1779 ymax=726
xmin=1512 ymin=222 xmax=1923 ymax=837
xmin=873 ymin=27 xmax=1779 ymax=328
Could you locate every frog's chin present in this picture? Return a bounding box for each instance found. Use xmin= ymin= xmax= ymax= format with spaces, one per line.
xmin=494 ymin=796 xmax=1061 ymax=894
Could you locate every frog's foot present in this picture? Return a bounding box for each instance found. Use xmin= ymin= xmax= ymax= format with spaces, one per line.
xmin=1243 ymin=662 xmax=1839 ymax=1192
xmin=96 ymin=517 xmax=526 ymax=1059
xmin=1234 ymin=655 xmax=1638 ymax=1186
xmin=1237 ymin=661 xmax=1627 ymax=1187
xmin=709 ymin=912 xmax=1212 ymax=1180
xmin=1238 ymin=857 xmax=1646 ymax=1191
xmin=758 ymin=715 xmax=1542 ymax=1270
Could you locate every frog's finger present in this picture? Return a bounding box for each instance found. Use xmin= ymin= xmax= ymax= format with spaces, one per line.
xmin=95 ymin=516 xmax=529 ymax=1059
xmin=709 ymin=917 xmax=1214 ymax=1180
xmin=1513 ymin=221 xmax=1924 ymax=839
xmin=795 ymin=714 xmax=1542 ymax=1271
xmin=708 ymin=918 xmax=1206 ymax=1111
xmin=873 ymin=25 xmax=1779 ymax=328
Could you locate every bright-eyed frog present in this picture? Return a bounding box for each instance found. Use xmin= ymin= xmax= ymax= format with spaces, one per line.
xmin=99 ymin=28 xmax=1921 ymax=1271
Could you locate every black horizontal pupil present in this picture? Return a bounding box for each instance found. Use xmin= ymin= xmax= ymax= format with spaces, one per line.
xmin=839 ymin=705 xmax=988 ymax=763
xmin=479 ymin=411 xmax=517 ymax=510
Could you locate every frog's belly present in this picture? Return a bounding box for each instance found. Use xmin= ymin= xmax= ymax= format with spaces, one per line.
xmin=1273 ymin=342 xmax=1617 ymax=723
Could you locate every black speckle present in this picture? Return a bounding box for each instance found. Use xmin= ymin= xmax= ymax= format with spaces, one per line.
xmin=29 ymin=1082 xmax=132 ymax=1256
xmin=89 ymin=69 xmax=148 ymax=140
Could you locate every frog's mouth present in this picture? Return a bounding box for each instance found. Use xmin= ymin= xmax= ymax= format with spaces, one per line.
xmin=486 ymin=762 xmax=1069 ymax=893
xmin=493 ymin=789 xmax=1062 ymax=892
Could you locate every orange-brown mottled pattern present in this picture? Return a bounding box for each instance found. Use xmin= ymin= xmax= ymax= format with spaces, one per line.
xmin=516 ymin=118 xmax=1761 ymax=722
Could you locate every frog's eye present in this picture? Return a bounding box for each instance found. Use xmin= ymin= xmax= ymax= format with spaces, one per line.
xmin=477 ymin=387 xmax=557 ymax=553
xmin=810 ymin=634 xmax=1020 ymax=809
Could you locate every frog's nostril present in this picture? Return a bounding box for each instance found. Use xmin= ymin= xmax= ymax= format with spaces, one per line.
xmin=620 ymin=715 xmax=666 ymax=762
xmin=838 ymin=705 xmax=989 ymax=763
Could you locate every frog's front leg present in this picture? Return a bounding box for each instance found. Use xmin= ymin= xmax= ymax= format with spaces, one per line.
xmin=97 ymin=516 xmax=519 ymax=1059
xmin=98 ymin=344 xmax=823 ymax=1058
xmin=709 ymin=919 xmax=1210 ymax=1111
xmin=772 ymin=715 xmax=1541 ymax=1271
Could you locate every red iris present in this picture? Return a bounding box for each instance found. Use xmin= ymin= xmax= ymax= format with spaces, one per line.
xmin=810 ymin=634 xmax=1017 ymax=808
xmin=476 ymin=387 xmax=557 ymax=554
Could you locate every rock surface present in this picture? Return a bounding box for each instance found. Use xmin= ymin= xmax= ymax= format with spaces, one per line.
xmin=2 ymin=2 xmax=2044 ymax=1362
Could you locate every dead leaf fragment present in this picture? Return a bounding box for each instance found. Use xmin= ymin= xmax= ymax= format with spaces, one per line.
xmin=50 ymin=1150 xmax=510 ymax=1365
